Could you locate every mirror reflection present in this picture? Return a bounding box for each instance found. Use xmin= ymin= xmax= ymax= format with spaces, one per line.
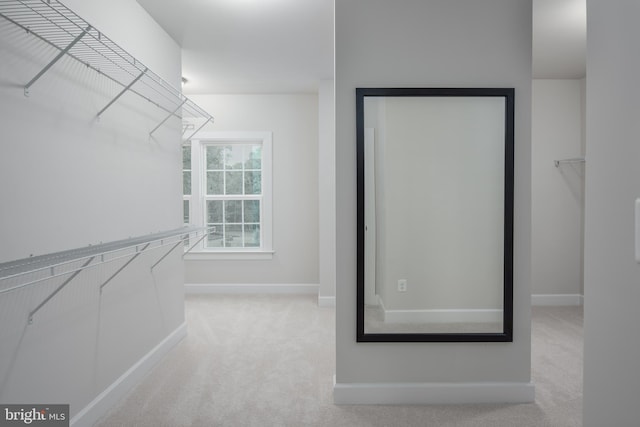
xmin=356 ymin=88 xmax=514 ymax=342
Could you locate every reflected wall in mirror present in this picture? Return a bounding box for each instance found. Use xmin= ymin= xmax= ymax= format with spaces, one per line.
xmin=356 ymin=88 xmax=514 ymax=342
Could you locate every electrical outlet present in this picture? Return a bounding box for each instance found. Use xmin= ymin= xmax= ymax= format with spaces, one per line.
xmin=397 ymin=279 xmax=407 ymax=292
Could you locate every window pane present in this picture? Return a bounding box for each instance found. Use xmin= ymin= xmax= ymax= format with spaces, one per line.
xmin=207 ymin=200 xmax=223 ymax=223
xmin=225 ymin=200 xmax=242 ymax=223
xmin=183 ymin=146 xmax=191 ymax=170
xmin=225 ymin=225 xmax=242 ymax=247
xmin=183 ymin=171 xmax=191 ymax=195
xmin=245 ymin=145 xmax=262 ymax=169
xmin=225 ymin=171 xmax=243 ymax=195
xmin=183 ymin=200 xmax=190 ymax=224
xmin=207 ymin=146 xmax=223 ymax=170
xmin=244 ymin=224 xmax=260 ymax=247
xmin=207 ymin=171 xmax=224 ymax=195
xmin=225 ymin=146 xmax=244 ymax=170
xmin=244 ymin=200 xmax=260 ymax=223
xmin=207 ymin=225 xmax=223 ymax=247
xmin=244 ymin=171 xmax=261 ymax=195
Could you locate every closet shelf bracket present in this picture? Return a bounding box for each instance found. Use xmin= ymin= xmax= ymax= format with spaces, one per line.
xmin=150 ymin=99 xmax=188 ymax=137
xmin=184 ymin=117 xmax=213 ymax=142
xmin=97 ymin=68 xmax=148 ymax=119
xmin=99 ymin=242 xmax=151 ymax=293
xmin=24 ymin=24 xmax=92 ymax=97
xmin=28 ymin=256 xmax=95 ymax=325
xmin=183 ymin=232 xmax=209 ymax=255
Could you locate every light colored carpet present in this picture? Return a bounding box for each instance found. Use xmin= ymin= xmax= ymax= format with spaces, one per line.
xmin=95 ymin=295 xmax=582 ymax=427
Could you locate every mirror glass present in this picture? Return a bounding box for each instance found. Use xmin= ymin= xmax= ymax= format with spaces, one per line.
xmin=356 ymin=88 xmax=514 ymax=342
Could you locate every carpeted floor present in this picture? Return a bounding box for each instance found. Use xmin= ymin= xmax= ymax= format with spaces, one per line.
xmin=95 ymin=295 xmax=582 ymax=427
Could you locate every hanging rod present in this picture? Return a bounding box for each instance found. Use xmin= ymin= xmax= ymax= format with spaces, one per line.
xmin=0 ymin=0 xmax=213 ymax=139
xmin=554 ymin=157 xmax=586 ymax=167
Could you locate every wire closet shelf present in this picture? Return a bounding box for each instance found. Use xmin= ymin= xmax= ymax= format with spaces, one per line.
xmin=0 ymin=0 xmax=212 ymax=140
xmin=0 ymin=226 xmax=210 ymax=323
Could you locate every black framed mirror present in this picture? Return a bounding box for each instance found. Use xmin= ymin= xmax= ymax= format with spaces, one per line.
xmin=356 ymin=87 xmax=514 ymax=342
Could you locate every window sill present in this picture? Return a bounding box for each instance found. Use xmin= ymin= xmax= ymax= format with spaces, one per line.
xmin=184 ymin=250 xmax=275 ymax=261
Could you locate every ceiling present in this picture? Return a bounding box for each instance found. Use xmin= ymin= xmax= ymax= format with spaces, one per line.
xmin=533 ymin=0 xmax=586 ymax=79
xmin=136 ymin=0 xmax=585 ymax=95
xmin=136 ymin=0 xmax=333 ymax=94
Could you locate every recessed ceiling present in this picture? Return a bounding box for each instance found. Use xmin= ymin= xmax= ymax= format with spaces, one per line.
xmin=137 ymin=0 xmax=585 ymax=94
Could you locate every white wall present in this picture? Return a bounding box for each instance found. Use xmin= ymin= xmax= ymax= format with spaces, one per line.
xmin=0 ymin=0 xmax=185 ymax=422
xmin=531 ymin=79 xmax=584 ymax=298
xmin=583 ymin=0 xmax=640 ymax=425
xmin=184 ymin=94 xmax=319 ymax=285
xmin=335 ymin=0 xmax=533 ymax=400
xmin=318 ymin=80 xmax=336 ymax=303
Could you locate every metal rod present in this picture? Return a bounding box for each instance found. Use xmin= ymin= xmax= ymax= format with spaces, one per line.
xmin=99 ymin=242 xmax=150 ymax=292
xmin=24 ymin=24 xmax=91 ymax=96
xmin=151 ymin=241 xmax=183 ymax=270
xmin=184 ymin=117 xmax=213 ymax=141
xmin=150 ymin=98 xmax=187 ymax=136
xmin=554 ymin=158 xmax=585 ymax=167
xmin=183 ymin=233 xmax=208 ymax=256
xmin=182 ymin=123 xmax=195 ymax=136
xmin=28 ymin=256 xmax=95 ymax=324
xmin=96 ymin=68 xmax=147 ymax=118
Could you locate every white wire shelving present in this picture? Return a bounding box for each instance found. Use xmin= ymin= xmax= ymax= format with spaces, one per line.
xmin=0 ymin=226 xmax=211 ymax=324
xmin=0 ymin=0 xmax=212 ymax=140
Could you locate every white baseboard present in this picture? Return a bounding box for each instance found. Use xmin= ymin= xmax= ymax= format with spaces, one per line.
xmin=531 ymin=294 xmax=584 ymax=306
xmin=318 ymin=295 xmax=336 ymax=307
xmin=71 ymin=322 xmax=188 ymax=427
xmin=383 ymin=308 xmax=503 ymax=324
xmin=184 ymin=283 xmax=319 ymax=295
xmin=333 ymin=377 xmax=535 ymax=405
xmin=376 ymin=296 xmax=501 ymax=323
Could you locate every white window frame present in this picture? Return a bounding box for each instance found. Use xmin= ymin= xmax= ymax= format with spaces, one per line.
xmin=182 ymin=144 xmax=192 ymax=227
xmin=185 ymin=131 xmax=273 ymax=260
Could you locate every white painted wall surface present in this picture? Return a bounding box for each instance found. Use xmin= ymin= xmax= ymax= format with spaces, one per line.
xmin=0 ymin=0 xmax=185 ymax=422
xmin=531 ymin=79 xmax=584 ymax=297
xmin=184 ymin=94 xmax=319 ymax=285
xmin=583 ymin=1 xmax=640 ymax=425
xmin=335 ymin=0 xmax=532 ymax=394
xmin=318 ymin=80 xmax=337 ymax=303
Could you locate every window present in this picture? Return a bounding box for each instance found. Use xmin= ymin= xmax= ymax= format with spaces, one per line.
xmin=183 ymin=132 xmax=273 ymax=258
xmin=182 ymin=145 xmax=191 ymax=225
